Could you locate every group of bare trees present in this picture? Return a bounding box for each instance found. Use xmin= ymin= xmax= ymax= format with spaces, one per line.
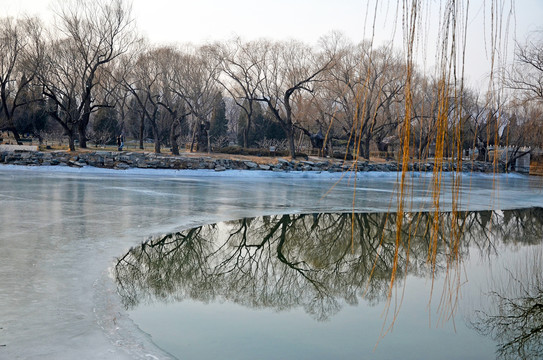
xmin=0 ymin=0 xmax=136 ymax=151
xmin=0 ymin=0 xmax=542 ymax=161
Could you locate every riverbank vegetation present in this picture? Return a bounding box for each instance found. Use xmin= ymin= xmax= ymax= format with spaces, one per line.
xmin=0 ymin=0 xmax=541 ymax=172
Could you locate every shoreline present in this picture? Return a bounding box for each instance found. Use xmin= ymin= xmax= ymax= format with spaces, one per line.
xmin=0 ymin=149 xmax=505 ymax=173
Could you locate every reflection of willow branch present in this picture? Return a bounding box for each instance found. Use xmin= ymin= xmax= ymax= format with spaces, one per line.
xmin=470 ymin=248 xmax=543 ymax=359
xmin=114 ymin=208 xmax=543 ymax=324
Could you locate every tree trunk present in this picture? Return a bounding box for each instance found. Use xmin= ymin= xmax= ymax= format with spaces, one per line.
xmin=1 ymin=85 xmax=22 ymax=145
xmin=242 ymin=126 xmax=249 ymax=148
xmin=78 ymin=124 xmax=87 ymax=148
xmin=151 ymin=121 xmax=160 ymax=153
xmin=362 ymin=135 xmax=371 ymax=160
xmin=139 ymin=111 xmax=145 ymax=150
xmin=286 ymin=125 xmax=296 ymax=159
xmin=78 ymin=90 xmax=92 ymax=148
xmin=8 ymin=127 xmax=22 ymax=145
xmin=170 ymin=119 xmax=180 ymax=155
xmin=197 ymin=124 xmax=207 ymax=152
xmin=78 ymin=109 xmax=89 ymax=149
xmin=243 ymin=114 xmax=252 ymax=148
xmin=418 ymin=136 xmax=429 ymax=159
xmin=68 ymin=131 xmax=76 ymax=152
xmin=189 ymin=122 xmax=199 ymax=152
xmin=207 ymin=129 xmax=211 ymax=154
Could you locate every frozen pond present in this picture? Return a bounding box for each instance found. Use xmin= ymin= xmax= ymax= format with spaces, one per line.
xmin=1 ymin=165 xmax=542 ymax=359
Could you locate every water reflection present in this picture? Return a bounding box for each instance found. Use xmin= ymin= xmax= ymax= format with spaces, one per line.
xmin=115 ymin=209 xmax=542 ymax=328
xmin=470 ymin=248 xmax=543 ymax=359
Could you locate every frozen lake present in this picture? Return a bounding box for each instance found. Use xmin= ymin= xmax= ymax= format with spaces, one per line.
xmin=1 ymin=165 xmax=542 ymax=359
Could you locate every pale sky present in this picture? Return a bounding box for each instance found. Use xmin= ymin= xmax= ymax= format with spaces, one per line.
xmin=1 ymin=0 xmax=542 ymax=87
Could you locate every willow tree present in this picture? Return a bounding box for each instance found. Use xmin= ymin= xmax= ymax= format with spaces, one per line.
xmin=0 ymin=17 xmax=44 ymax=144
xmin=507 ymin=32 xmax=543 ymax=104
xmin=253 ymin=40 xmax=337 ymax=159
xmin=170 ymin=45 xmax=221 ymax=153
xmin=502 ymin=31 xmax=543 ymax=163
xmin=118 ymin=46 xmax=164 ymax=153
xmin=43 ymin=0 xmax=136 ymax=150
xmin=356 ymin=0 xmax=518 ymax=332
xmin=153 ymin=47 xmax=191 ymax=155
xmin=326 ymin=41 xmax=405 ymax=159
xmin=213 ymin=38 xmax=268 ymax=148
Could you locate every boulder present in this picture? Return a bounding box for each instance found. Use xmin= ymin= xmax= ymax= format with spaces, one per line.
xmin=244 ymin=161 xmax=258 ymax=169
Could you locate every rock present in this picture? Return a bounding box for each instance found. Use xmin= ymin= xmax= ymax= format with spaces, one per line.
xmin=67 ymin=160 xmax=83 ymax=168
xmin=244 ymin=161 xmax=258 ymax=169
xmin=94 ymin=151 xmax=111 ymax=157
xmin=0 ymin=149 xmax=511 ymax=175
xmin=114 ymin=163 xmax=130 ymax=170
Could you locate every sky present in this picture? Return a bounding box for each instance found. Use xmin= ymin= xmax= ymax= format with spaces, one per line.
xmin=1 ymin=0 xmax=542 ymax=87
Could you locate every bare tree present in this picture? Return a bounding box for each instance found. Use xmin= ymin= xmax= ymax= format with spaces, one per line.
xmin=499 ymin=32 xmax=543 ymax=168
xmin=326 ymin=41 xmax=405 ymax=159
xmin=213 ymin=38 xmax=268 ymax=148
xmin=462 ymin=90 xmax=503 ymax=162
xmin=170 ymin=45 xmax=221 ymax=153
xmin=40 ymin=36 xmax=85 ymax=151
xmin=500 ymin=99 xmax=543 ymax=170
xmin=410 ymin=75 xmax=440 ymax=159
xmin=119 ymin=47 xmax=163 ymax=153
xmin=0 ymin=17 xmax=44 ymax=144
xmin=41 ymin=0 xmax=136 ymax=151
xmin=153 ymin=47 xmax=191 ymax=155
xmin=507 ymin=32 xmax=543 ymax=104
xmin=254 ymin=40 xmax=336 ymax=158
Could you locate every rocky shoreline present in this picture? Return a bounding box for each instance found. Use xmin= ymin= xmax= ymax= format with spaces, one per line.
xmin=0 ymin=149 xmax=505 ymax=173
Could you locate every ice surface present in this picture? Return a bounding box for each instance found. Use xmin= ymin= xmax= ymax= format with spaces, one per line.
xmin=0 ymin=164 xmax=542 ymax=359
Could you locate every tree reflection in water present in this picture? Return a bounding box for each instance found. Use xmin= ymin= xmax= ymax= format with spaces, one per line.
xmin=470 ymin=247 xmax=543 ymax=359
xmin=115 ymin=208 xmax=543 ymax=349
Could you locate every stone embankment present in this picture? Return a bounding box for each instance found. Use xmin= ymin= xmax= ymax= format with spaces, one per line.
xmin=0 ymin=150 xmax=505 ymax=173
